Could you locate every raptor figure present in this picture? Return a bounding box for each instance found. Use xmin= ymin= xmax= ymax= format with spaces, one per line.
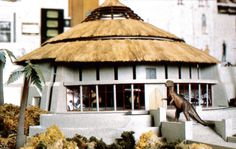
xmin=165 ymin=80 xmax=213 ymax=127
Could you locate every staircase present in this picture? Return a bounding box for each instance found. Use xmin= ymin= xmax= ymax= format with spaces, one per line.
xmin=29 ymin=112 xmax=158 ymax=144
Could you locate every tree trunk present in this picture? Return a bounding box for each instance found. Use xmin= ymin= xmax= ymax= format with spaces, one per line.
xmin=16 ymin=77 xmax=29 ymax=149
xmin=0 ymin=62 xmax=4 ymax=105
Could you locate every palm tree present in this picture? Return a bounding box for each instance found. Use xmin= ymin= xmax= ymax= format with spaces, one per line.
xmin=7 ymin=61 xmax=45 ymax=149
xmin=0 ymin=49 xmax=16 ymax=105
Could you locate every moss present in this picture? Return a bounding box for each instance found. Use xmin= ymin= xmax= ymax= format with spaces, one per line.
xmin=135 ymin=131 xmax=163 ymax=149
xmin=0 ymin=104 xmax=47 ymax=149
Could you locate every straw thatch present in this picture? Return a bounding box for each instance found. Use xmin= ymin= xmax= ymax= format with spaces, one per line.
xmin=16 ymin=0 xmax=219 ymax=64
xmin=17 ymin=39 xmax=218 ymax=63
xmin=100 ymin=0 xmax=125 ymax=7
xmin=44 ymin=19 xmax=181 ymax=45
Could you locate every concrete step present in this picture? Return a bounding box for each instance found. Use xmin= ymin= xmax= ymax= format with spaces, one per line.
xmin=29 ymin=126 xmax=159 ymax=144
xmin=192 ymin=123 xmax=236 ymax=149
xmin=39 ymin=113 xmax=153 ymax=128
xmin=30 ymin=112 xmax=157 ymax=144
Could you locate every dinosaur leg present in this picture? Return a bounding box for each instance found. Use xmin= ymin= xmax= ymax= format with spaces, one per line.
xmin=183 ymin=111 xmax=190 ymax=121
xmin=175 ymin=109 xmax=181 ymax=121
xmin=183 ymin=104 xmax=191 ymax=121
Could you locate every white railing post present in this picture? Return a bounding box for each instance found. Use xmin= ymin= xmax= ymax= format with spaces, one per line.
xmin=131 ymin=84 xmax=134 ymax=110
xmin=80 ymin=85 xmax=83 ymax=112
xmin=198 ymin=84 xmax=201 ymax=106
xmin=113 ymin=84 xmax=117 ymax=111
xmin=188 ymin=83 xmax=191 ymax=103
xmin=96 ymin=85 xmax=99 ymax=111
xmin=206 ymin=84 xmax=209 ymax=107
xmin=177 ymin=83 xmax=180 ymax=94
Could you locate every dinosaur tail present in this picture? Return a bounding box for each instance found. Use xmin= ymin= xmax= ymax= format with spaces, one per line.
xmin=189 ymin=105 xmax=214 ymax=127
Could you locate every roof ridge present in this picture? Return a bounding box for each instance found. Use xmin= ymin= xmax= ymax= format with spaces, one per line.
xmin=43 ymin=35 xmax=185 ymax=46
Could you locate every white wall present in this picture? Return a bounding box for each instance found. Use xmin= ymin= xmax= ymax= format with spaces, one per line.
xmin=181 ymin=65 xmax=190 ymax=79
xmin=118 ymin=66 xmax=132 ymax=80
xmin=167 ymin=65 xmax=178 ymax=79
xmin=156 ymin=65 xmax=165 ymax=79
xmin=136 ymin=65 xmax=146 ymax=79
xmin=145 ymin=84 xmax=166 ymax=110
xmin=218 ymin=66 xmax=236 ymax=100
xmin=82 ymin=67 xmax=96 ymax=81
xmin=0 ymin=0 xmax=69 ymax=105
xmin=100 ymin=67 xmax=114 ymax=81
xmin=191 ymin=65 xmax=198 ymax=79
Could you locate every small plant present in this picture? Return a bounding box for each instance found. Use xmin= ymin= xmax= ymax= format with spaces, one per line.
xmin=117 ymin=131 xmax=135 ymax=149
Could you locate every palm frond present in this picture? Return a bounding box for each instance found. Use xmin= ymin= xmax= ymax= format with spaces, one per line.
xmin=0 ymin=49 xmax=16 ymax=63
xmin=25 ymin=61 xmax=44 ymax=92
xmin=24 ymin=63 xmax=32 ymax=79
xmin=4 ymin=49 xmax=17 ymax=62
xmin=7 ymin=61 xmax=45 ymax=92
xmin=0 ymin=51 xmax=6 ymax=65
xmin=32 ymin=64 xmax=45 ymax=85
xmin=7 ymin=67 xmax=24 ymax=84
xmin=30 ymin=69 xmax=43 ymax=91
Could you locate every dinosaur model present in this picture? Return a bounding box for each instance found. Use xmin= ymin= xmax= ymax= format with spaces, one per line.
xmin=164 ymin=80 xmax=213 ymax=127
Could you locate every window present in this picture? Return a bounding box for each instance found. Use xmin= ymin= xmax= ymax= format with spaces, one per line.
xmin=201 ymin=14 xmax=207 ymax=34
xmin=41 ymin=9 xmax=64 ymax=44
xmin=177 ymin=0 xmax=184 ymax=5
xmin=116 ymin=84 xmax=145 ymax=110
xmin=199 ymin=0 xmax=204 ymax=7
xmin=146 ymin=68 xmax=156 ymax=79
xmin=66 ymin=84 xmax=145 ymax=112
xmin=169 ymin=83 xmax=213 ymax=107
xmin=32 ymin=96 xmax=41 ymax=107
xmin=222 ymin=41 xmax=227 ymax=62
xmin=22 ymin=23 xmax=39 ymax=35
xmin=199 ymin=0 xmax=208 ymax=7
xmin=217 ymin=0 xmax=228 ymax=3
xmin=0 ymin=21 xmax=11 ymax=42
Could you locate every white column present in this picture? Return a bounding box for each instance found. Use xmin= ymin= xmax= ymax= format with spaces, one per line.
xmin=113 ymin=84 xmax=117 ymax=111
xmin=177 ymin=83 xmax=180 ymax=94
xmin=96 ymin=85 xmax=99 ymax=111
xmin=80 ymin=85 xmax=83 ymax=112
xmin=198 ymin=84 xmax=201 ymax=106
xmin=206 ymin=84 xmax=209 ymax=107
xmin=188 ymin=83 xmax=191 ymax=103
xmin=131 ymin=84 xmax=134 ymax=110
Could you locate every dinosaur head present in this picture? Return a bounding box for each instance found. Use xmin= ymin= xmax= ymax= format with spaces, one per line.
xmin=165 ymin=80 xmax=174 ymax=87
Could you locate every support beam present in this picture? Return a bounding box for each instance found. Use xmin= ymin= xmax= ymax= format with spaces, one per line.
xmin=113 ymin=84 xmax=117 ymax=111
xmin=80 ymin=85 xmax=83 ymax=112
xmin=188 ymin=83 xmax=191 ymax=103
xmin=198 ymin=83 xmax=201 ymax=106
xmin=131 ymin=84 xmax=134 ymax=110
xmin=96 ymin=85 xmax=99 ymax=111
xmin=206 ymin=84 xmax=209 ymax=107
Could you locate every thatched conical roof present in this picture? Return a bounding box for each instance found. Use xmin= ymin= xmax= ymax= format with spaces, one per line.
xmin=16 ymin=0 xmax=218 ymax=64
xmin=100 ymin=0 xmax=125 ymax=7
